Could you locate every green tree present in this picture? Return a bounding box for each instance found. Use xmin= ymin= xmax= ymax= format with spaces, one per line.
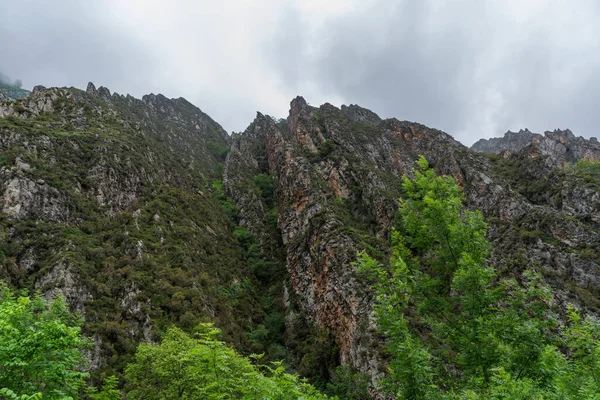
xmin=0 ymin=283 xmax=89 ymax=399
xmin=125 ymin=323 xmax=331 ymax=399
xmin=325 ymin=366 xmax=371 ymax=400
xmin=87 ymin=376 xmax=121 ymax=400
xmin=356 ymin=157 xmax=579 ymax=399
xmin=253 ymin=173 xmax=276 ymax=207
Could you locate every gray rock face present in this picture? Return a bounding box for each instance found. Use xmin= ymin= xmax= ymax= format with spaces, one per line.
xmin=35 ymin=257 xmax=92 ymax=312
xmin=472 ymin=129 xmax=540 ymax=154
xmin=472 ymin=128 xmax=600 ymax=166
xmin=341 ymin=104 xmax=381 ymax=123
xmin=2 ymin=175 xmax=70 ymax=221
xmin=86 ymin=82 xmax=97 ymax=95
xmin=225 ymin=101 xmax=386 ymax=390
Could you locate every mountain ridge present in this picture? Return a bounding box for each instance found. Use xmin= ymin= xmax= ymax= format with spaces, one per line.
xmin=472 ymin=128 xmax=600 ymax=164
xmin=0 ymin=83 xmax=599 ymax=397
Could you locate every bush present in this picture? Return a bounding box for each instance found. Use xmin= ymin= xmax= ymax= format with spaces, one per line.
xmin=124 ymin=324 xmax=331 ymax=399
xmin=0 ymin=283 xmax=89 ymax=399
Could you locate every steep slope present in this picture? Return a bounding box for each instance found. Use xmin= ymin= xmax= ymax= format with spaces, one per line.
xmin=225 ymin=97 xmax=600 ymax=391
xmin=0 ymin=84 xmax=266 ymax=379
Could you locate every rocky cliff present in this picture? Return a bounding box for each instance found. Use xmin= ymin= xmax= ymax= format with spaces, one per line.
xmin=224 ymin=99 xmax=600 ymax=392
xmin=1 ymin=84 xmax=599 ymax=396
xmin=470 ymin=128 xmax=600 ymax=314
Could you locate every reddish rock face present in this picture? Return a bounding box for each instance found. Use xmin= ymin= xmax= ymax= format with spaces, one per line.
xmin=225 ymin=97 xmax=600 ymax=396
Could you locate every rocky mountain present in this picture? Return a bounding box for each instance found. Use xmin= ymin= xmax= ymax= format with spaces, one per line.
xmin=471 ymin=128 xmax=540 ymax=154
xmin=472 ymin=128 xmax=600 ymax=164
xmin=1 ymin=84 xmax=599 ymax=397
xmin=224 ymin=97 xmax=600 ymax=390
xmin=0 ymin=83 xmax=269 ymax=379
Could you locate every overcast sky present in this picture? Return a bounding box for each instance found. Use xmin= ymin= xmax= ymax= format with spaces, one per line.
xmin=1 ymin=0 xmax=599 ymax=145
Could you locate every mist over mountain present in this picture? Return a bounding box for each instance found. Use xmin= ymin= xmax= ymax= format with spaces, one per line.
xmin=0 ymin=72 xmax=30 ymax=100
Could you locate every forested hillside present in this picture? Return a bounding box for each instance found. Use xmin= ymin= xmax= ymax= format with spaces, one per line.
xmin=0 ymin=84 xmax=598 ymax=398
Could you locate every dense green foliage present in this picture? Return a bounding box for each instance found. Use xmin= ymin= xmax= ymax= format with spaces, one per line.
xmin=125 ymin=324 xmax=331 ymax=399
xmin=0 ymin=91 xmax=269 ymax=382
xmin=357 ymin=156 xmax=600 ymax=399
xmin=0 ymin=284 xmax=332 ymax=399
xmin=0 ymin=283 xmax=88 ymax=399
xmin=324 ymin=366 xmax=371 ymax=400
xmin=210 ymin=178 xmax=288 ymax=363
xmin=0 ymin=284 xmax=119 ymax=400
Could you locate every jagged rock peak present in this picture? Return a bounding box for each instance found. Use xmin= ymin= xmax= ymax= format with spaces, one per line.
xmin=544 ymin=128 xmax=576 ymax=139
xmin=86 ymin=82 xmax=97 ymax=95
xmin=290 ymin=95 xmax=308 ymax=111
xmin=233 ymin=112 xmax=271 ymax=139
xmin=254 ymin=111 xmax=273 ymax=122
xmin=141 ymin=93 xmax=169 ymax=104
xmin=32 ymin=85 xmax=46 ymax=94
xmin=473 ymin=127 xmax=600 ymax=166
xmin=97 ymin=86 xmax=112 ymax=101
xmin=471 ymin=129 xmax=541 ymax=154
xmin=288 ymin=96 xmax=311 ymax=139
xmin=341 ymin=104 xmax=381 ymax=123
xmin=0 ymin=90 xmax=7 ymax=103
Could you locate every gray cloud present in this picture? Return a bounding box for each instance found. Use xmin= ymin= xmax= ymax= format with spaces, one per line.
xmin=0 ymin=72 xmax=22 ymax=88
xmin=0 ymin=0 xmax=159 ymax=96
xmin=2 ymin=1 xmax=600 ymax=144
xmin=268 ymin=0 xmax=600 ymax=144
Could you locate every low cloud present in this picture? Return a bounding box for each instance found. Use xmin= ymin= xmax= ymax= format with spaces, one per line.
xmin=2 ymin=1 xmax=600 ymax=144
xmin=0 ymin=72 xmax=22 ymax=88
xmin=267 ymin=0 xmax=600 ymax=144
xmin=0 ymin=0 xmax=158 ymax=95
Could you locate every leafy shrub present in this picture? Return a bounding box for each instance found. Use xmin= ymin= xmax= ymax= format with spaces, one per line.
xmin=0 ymin=283 xmax=89 ymax=399
xmin=253 ymin=173 xmax=276 ymax=206
xmin=0 ymin=282 xmax=120 ymax=400
xmin=124 ymin=324 xmax=331 ymax=399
